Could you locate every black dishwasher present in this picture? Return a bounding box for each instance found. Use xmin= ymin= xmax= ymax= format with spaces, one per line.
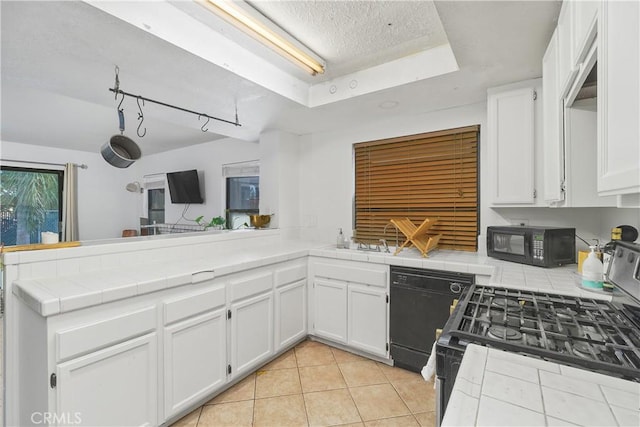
xmin=390 ymin=266 xmax=474 ymax=372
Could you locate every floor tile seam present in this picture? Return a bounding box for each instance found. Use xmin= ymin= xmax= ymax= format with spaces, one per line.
xmin=384 ymin=376 xmax=418 ymax=411
xmin=252 ymin=370 xmax=258 ymax=427
xmin=344 ymin=378 xmax=390 ymax=389
xmin=298 ymin=361 xmax=340 ymax=368
xmin=302 ymin=384 xmax=349 ymax=394
xmin=206 ymin=396 xmax=255 ymax=406
xmin=348 ymin=382 xmax=412 ymax=422
xmin=193 ymin=405 xmax=204 ymax=427
xmin=339 ymin=379 xmax=366 ymax=425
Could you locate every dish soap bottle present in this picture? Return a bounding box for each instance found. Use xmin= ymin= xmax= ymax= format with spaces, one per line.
xmin=582 ymin=245 xmax=604 ymax=289
xmin=337 ymin=228 xmax=345 ymax=249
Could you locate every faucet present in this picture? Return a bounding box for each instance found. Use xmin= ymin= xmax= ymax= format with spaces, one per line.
xmin=383 ymin=222 xmax=400 ymax=250
xmin=379 ymin=239 xmax=390 ymax=253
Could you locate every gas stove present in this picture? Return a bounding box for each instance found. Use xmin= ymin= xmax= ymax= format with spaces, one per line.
xmin=443 ymin=285 xmax=640 ymax=379
xmin=434 ymin=241 xmax=640 ymax=424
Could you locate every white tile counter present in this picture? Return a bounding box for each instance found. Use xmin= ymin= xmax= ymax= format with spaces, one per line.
xmin=443 ymin=344 xmax=640 ymax=426
xmin=9 ymin=234 xmax=611 ymax=317
xmin=311 ymin=246 xmax=610 ymax=300
xmin=11 ymin=234 xmax=321 ymax=317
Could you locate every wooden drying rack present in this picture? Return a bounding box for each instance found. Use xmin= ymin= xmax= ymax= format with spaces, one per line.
xmin=389 ymin=217 xmax=442 ymax=257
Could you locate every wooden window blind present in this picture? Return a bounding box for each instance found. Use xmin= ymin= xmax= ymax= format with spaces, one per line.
xmin=354 ymin=125 xmax=479 ymax=252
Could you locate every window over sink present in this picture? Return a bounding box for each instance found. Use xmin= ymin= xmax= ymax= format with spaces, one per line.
xmin=353 ymin=125 xmax=480 ymax=252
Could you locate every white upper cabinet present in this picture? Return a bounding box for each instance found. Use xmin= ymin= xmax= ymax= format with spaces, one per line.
xmin=543 ymin=30 xmax=565 ymax=204
xmin=571 ymin=0 xmax=599 ymax=66
xmin=598 ymin=0 xmax=640 ymax=196
xmin=488 ymin=80 xmax=540 ymax=205
xmin=558 ymin=1 xmax=578 ymax=96
xmin=542 ymin=0 xmax=617 ymax=207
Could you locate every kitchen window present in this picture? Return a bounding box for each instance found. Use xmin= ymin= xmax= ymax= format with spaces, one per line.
xmin=0 ymin=166 xmax=64 ymax=246
xmin=223 ymin=161 xmax=260 ymax=229
xmin=353 ymin=125 xmax=479 ymax=251
xmin=226 ymin=176 xmax=259 ymax=228
xmin=147 ymin=188 xmax=165 ymax=225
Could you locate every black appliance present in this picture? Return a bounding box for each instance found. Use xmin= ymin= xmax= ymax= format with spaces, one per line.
xmin=166 ymin=169 xmax=204 ymax=204
xmin=435 ymin=241 xmax=640 ymax=425
xmin=487 ymin=225 xmax=576 ymax=267
xmin=389 ymin=266 xmax=474 ymax=372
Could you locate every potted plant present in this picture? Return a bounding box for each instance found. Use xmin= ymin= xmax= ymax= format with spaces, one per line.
xmin=195 ymin=215 xmax=226 ymax=230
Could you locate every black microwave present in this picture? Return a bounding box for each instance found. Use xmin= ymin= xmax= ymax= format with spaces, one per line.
xmin=487 ymin=226 xmax=576 ymax=267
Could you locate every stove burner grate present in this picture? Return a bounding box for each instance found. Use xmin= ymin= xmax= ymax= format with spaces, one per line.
xmin=450 ymin=284 xmax=640 ymax=379
xmin=488 ymin=325 xmax=522 ymax=341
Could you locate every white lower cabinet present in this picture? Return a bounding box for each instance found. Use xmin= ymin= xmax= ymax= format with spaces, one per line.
xmin=230 ymin=291 xmax=274 ymax=378
xmin=56 ymin=333 xmax=158 ymax=427
xmin=275 ymin=280 xmax=307 ymax=350
xmin=313 ymin=279 xmax=348 ymax=343
xmin=163 ymin=308 xmax=227 ymax=418
xmin=347 ymin=284 xmax=388 ymax=357
xmin=310 ymin=258 xmax=389 ymax=357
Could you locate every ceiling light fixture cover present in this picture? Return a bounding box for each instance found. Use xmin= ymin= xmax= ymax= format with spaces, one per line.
xmin=201 ymin=0 xmax=325 ymax=75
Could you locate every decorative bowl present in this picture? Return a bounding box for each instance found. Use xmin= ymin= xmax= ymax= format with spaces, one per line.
xmin=249 ymin=214 xmax=272 ymax=228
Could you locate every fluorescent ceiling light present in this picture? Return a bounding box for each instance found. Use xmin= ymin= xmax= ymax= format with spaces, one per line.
xmin=201 ymin=0 xmax=325 ymax=76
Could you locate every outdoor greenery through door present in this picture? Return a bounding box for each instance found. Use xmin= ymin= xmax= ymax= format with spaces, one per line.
xmin=0 ymin=166 xmax=63 ymax=246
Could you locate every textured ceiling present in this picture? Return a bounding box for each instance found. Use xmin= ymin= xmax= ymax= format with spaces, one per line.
xmin=248 ymin=0 xmax=449 ymax=78
xmin=0 ymin=0 xmax=562 ymax=155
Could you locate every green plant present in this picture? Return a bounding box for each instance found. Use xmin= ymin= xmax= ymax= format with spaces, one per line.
xmin=195 ymin=215 xmax=225 ymax=229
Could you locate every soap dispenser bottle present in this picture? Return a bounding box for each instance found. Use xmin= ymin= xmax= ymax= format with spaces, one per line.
xmin=337 ymin=228 xmax=344 ymax=249
xmin=582 ymin=245 xmax=604 ymax=289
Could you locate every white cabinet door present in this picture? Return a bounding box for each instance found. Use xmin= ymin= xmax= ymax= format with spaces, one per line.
xmin=164 ymin=308 xmax=227 ymax=419
xmin=275 ymin=280 xmax=307 ymax=351
xmin=599 ymin=0 xmax=640 ymax=195
xmin=347 ymin=284 xmax=388 ymax=357
xmin=543 ymin=29 xmax=565 ymax=204
xmin=56 ymin=334 xmax=157 ymax=427
xmin=558 ymin=1 xmax=579 ymax=95
xmin=312 ymin=279 xmax=347 ymax=344
xmin=230 ymin=292 xmax=274 ymax=378
xmin=488 ymin=86 xmax=536 ymax=204
xmin=571 ymin=0 xmax=599 ymax=66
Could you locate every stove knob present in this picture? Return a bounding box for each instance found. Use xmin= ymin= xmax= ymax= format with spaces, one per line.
xmin=628 ymin=252 xmax=636 ymax=263
xmin=617 ymin=248 xmax=625 ymax=257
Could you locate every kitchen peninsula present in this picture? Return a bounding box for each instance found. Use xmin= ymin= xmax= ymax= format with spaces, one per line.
xmin=3 ymin=228 xmax=625 ymax=426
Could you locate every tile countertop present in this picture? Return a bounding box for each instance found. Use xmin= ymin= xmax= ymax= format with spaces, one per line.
xmin=12 ymin=238 xmax=608 ymax=318
xmin=311 ymin=246 xmax=611 ymax=300
xmin=442 ymin=344 xmax=640 ymax=427
xmin=12 ymin=238 xmax=321 ymax=317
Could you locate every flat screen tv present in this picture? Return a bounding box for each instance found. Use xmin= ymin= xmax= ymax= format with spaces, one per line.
xmin=166 ymin=169 xmax=204 ymax=204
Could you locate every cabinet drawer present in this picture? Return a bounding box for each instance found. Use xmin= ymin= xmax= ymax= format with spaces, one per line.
xmin=314 ymin=262 xmax=387 ymax=288
xmin=229 ymin=271 xmax=273 ymax=302
xmin=163 ymin=285 xmax=226 ymax=325
xmin=56 ymin=306 xmax=156 ymax=362
xmin=274 ymin=263 xmax=307 ymax=288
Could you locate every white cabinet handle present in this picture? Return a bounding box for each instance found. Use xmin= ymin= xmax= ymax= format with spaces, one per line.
xmin=191 ymin=270 xmax=215 ymax=284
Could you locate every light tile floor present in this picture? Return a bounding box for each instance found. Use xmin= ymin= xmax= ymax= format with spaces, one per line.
xmin=170 ymin=340 xmax=436 ymax=427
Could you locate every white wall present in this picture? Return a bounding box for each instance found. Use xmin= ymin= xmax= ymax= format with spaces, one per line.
xmin=298 ymin=102 xmax=488 ymax=243
xmin=134 ymin=137 xmax=260 ymax=226
xmin=1 ymin=137 xmax=261 ymax=240
xmin=259 ymin=130 xmax=301 ymax=237
xmin=296 ymin=102 xmax=640 ymax=250
xmin=1 ymin=140 xmax=138 ymax=240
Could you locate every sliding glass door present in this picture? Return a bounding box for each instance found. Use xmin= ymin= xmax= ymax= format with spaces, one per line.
xmin=0 ymin=166 xmax=64 ymax=246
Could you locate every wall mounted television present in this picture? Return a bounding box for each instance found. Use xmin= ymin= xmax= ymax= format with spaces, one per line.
xmin=166 ymin=169 xmax=204 ymax=204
